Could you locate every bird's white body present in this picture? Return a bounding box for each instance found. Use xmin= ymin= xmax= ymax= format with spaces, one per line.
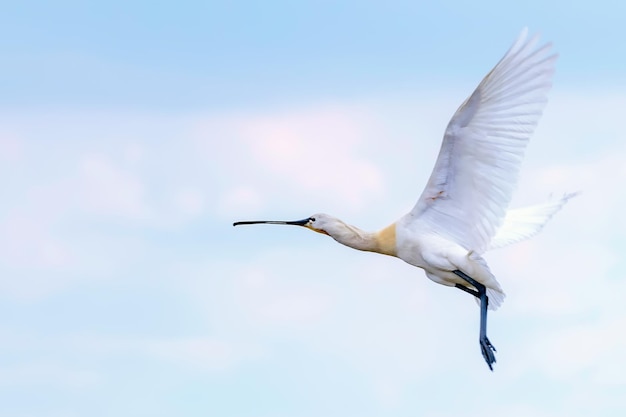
xmin=235 ymin=28 xmax=576 ymax=369
xmin=395 ymin=216 xmax=504 ymax=304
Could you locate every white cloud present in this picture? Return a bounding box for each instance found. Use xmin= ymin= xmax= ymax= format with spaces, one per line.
xmin=526 ymin=315 xmax=626 ymax=382
xmin=235 ymin=265 xmax=334 ymax=325
xmin=242 ymin=105 xmax=384 ymax=204
xmin=122 ymin=142 xmax=144 ymax=164
xmin=193 ymin=103 xmax=387 ymax=219
xmin=0 ymin=210 xmax=73 ymax=270
xmin=174 ymin=186 xmax=206 ymax=216
xmin=0 ymin=133 xmax=22 ymax=162
xmin=143 ymin=338 xmax=262 ymax=371
xmin=0 ymin=360 xmax=100 ymax=389
xmin=490 ymin=146 xmax=626 ymax=316
xmin=78 ymin=153 xmax=153 ymax=220
xmin=216 ymin=185 xmax=263 ymax=217
xmin=74 ymin=335 xmax=264 ymax=373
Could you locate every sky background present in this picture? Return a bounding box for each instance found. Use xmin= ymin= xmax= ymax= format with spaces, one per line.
xmin=1 ymin=1 xmax=626 ymax=416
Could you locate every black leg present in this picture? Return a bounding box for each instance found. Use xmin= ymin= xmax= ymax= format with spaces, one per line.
xmin=453 ymin=270 xmax=497 ymax=371
xmin=455 ymin=283 xmax=480 ymax=298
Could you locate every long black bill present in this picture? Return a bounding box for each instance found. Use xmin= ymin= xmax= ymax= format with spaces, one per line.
xmin=233 ymin=218 xmax=310 ymax=227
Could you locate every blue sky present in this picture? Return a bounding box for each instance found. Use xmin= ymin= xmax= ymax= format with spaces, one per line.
xmin=2 ymin=1 xmax=626 ymax=417
xmin=3 ymin=1 xmax=626 ymax=110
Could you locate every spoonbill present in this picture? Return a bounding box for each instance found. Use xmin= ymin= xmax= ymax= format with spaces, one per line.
xmin=234 ymin=28 xmax=576 ymax=370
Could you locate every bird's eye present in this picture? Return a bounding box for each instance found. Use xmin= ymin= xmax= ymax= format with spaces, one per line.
xmin=309 ymin=217 xmax=316 ymax=222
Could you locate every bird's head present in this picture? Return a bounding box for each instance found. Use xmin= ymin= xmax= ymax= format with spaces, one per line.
xmin=233 ymin=213 xmax=335 ymax=236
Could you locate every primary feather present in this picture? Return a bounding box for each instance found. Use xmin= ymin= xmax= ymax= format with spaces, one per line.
xmin=411 ymin=28 xmax=558 ymax=255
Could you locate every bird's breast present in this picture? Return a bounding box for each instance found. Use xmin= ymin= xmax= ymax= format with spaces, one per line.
xmin=395 ymin=224 xmax=430 ymax=269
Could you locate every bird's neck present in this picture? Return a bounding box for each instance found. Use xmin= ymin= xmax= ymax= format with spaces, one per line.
xmin=329 ymin=221 xmax=397 ymax=257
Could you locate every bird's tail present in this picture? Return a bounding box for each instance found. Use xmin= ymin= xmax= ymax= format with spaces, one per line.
xmin=485 ymin=287 xmax=505 ymax=311
xmin=469 ymin=252 xmax=506 ymax=310
xmin=488 ymin=192 xmax=579 ymax=251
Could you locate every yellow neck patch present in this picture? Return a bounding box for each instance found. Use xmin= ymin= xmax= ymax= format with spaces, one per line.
xmin=375 ymin=223 xmax=397 ymax=256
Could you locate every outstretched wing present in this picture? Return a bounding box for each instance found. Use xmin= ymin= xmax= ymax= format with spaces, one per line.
xmin=410 ymin=29 xmax=557 ymax=255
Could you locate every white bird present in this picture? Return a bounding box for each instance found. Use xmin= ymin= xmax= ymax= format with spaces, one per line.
xmin=234 ymin=29 xmax=576 ymax=370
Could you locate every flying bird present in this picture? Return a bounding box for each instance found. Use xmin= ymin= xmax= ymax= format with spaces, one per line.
xmin=234 ymin=29 xmax=576 ymax=370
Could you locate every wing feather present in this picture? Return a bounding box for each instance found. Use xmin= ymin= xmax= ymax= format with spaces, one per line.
xmin=411 ymin=29 xmax=557 ymax=254
xmin=489 ymin=193 xmax=579 ymax=250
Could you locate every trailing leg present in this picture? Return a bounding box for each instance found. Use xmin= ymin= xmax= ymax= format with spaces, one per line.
xmin=455 ymin=283 xmax=480 ymax=298
xmin=453 ymin=270 xmax=497 ymax=370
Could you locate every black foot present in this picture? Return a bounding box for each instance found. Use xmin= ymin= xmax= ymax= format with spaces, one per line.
xmin=480 ymin=335 xmax=497 ymax=371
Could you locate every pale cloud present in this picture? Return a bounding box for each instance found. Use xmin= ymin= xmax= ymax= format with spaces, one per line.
xmin=0 ymin=360 xmax=100 ymax=389
xmin=522 ymin=148 xmax=626 ymax=217
xmin=78 ymin=153 xmax=153 ymax=220
xmin=492 ymin=235 xmax=619 ymax=318
xmin=526 ymin=315 xmax=626 ymax=382
xmin=0 ymin=143 xmax=207 ymax=299
xmin=236 ymin=266 xmax=334 ymax=325
xmin=78 ymin=335 xmax=263 ymax=372
xmin=372 ymin=377 xmax=403 ymax=409
xmin=142 ymin=338 xmax=262 ymax=371
xmin=0 ymin=210 xmax=73 ymax=270
xmin=0 ymin=133 xmax=22 ymax=162
xmin=489 ymin=148 xmax=625 ymax=319
xmin=122 ymin=142 xmax=144 ymax=164
xmin=1 ymin=332 xmax=261 ymax=384
xmin=0 ymin=180 xmax=79 ymax=299
xmin=242 ymin=105 xmax=384 ymax=205
xmin=216 ymin=185 xmax=263 ymax=217
xmin=473 ymin=404 xmax=563 ymax=417
xmin=193 ymin=103 xmax=386 ymax=219
xmin=174 ymin=186 xmax=206 ymax=216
